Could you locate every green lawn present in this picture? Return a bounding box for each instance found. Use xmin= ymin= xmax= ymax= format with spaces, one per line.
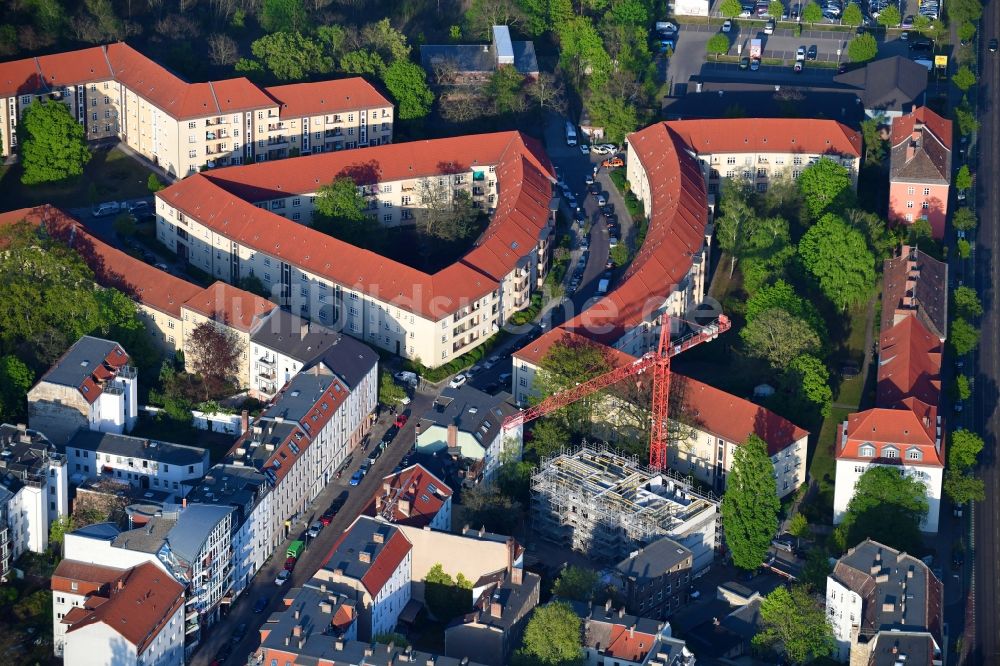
xmin=803 ymin=405 xmax=852 ymax=523
xmin=0 ymin=145 xmax=156 ymax=211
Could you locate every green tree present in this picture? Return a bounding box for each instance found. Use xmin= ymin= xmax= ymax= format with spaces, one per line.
xmin=953 ymin=286 xmax=982 ymax=319
xmin=769 ymin=0 xmax=786 ymax=16
xmin=722 ymin=435 xmax=780 ymax=570
xmin=360 ymin=18 xmax=411 ymax=63
xmin=837 ymin=466 xmax=928 ymax=553
xmin=953 ymin=65 xmax=977 ymax=92
xmin=860 ymin=117 xmax=887 ymax=165
xmin=745 ymin=280 xmax=826 ymax=339
xmin=147 ymin=173 xmax=165 ymax=193
xmin=741 ymin=308 xmax=822 ymax=369
xmin=797 ymin=158 xmax=856 ymax=219
xmin=801 ymin=1 xmax=823 ymax=22
xmin=950 ymin=318 xmax=980 ymax=356
xmin=876 ymin=4 xmax=900 ymax=26
xmin=587 ymin=91 xmax=640 ymax=145
xmin=251 ymin=32 xmax=330 ymax=81
xmin=800 ymin=547 xmax=832 ymax=591
xmin=609 ymin=0 xmax=652 ymax=24
xmin=339 ymin=50 xmax=386 ymax=76
xmin=113 ymin=213 xmax=135 ymax=238
xmin=943 ymin=470 xmax=984 ymax=504
xmin=552 ymin=566 xmax=599 ymax=602
xmin=487 ymin=65 xmax=527 ymax=115
xmin=557 ymin=17 xmax=612 ymax=89
xmin=786 ymin=354 xmax=833 ymax=416
xmin=845 ymin=208 xmax=897 ymax=261
xmin=714 ymin=181 xmax=754 ymax=277
xmin=382 ymin=59 xmax=434 ymax=120
xmin=424 ymin=564 xmax=474 ymax=621
xmin=515 ymin=602 xmax=583 ymax=666
xmin=462 ymin=482 xmax=523 ymax=534
xmin=375 ymin=632 xmax=410 ymax=648
xmin=312 ymin=176 xmax=379 ymax=246
xmin=706 ymin=33 xmax=731 ymax=59
xmin=788 ymin=513 xmax=809 ymax=538
xmin=0 ymin=355 xmax=34 ymax=423
xmin=841 ymin=1 xmax=863 ymax=25
xmin=949 ymin=429 xmax=984 ymax=471
xmin=848 ymin=33 xmax=878 ymax=63
xmin=260 ymin=0 xmax=306 ymax=32
xmin=948 ymin=0 xmax=982 ymax=22
xmin=528 ymin=418 xmax=571 ymax=459
xmin=379 ymin=371 xmax=407 ymax=405
xmin=955 ymin=165 xmax=973 ymax=191
xmin=48 ymin=515 xmax=73 ymax=552
xmin=798 ymin=214 xmax=875 ymax=309
xmin=951 ymin=374 xmax=972 ymax=402
xmin=753 ymin=586 xmax=836 ymax=664
xmin=720 ymin=0 xmax=743 ymax=16
xmin=957 ymin=238 xmax=972 ymax=259
xmin=958 ymin=20 xmax=977 ymax=42
xmin=532 ymin=336 xmax=612 ymax=438
xmin=952 ymin=207 xmax=977 ymax=231
xmin=955 ymin=105 xmax=980 ymax=136
xmin=19 ymin=100 xmax=91 ymax=185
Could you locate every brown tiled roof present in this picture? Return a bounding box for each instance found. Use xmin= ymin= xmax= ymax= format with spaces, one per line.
xmin=265 ymin=79 xmax=391 ymax=117
xmin=362 ymin=463 xmax=453 ymax=528
xmin=890 ymin=106 xmax=953 ymax=150
xmin=52 ymin=559 xmax=125 ymax=595
xmin=881 ymin=246 xmax=948 ymax=341
xmin=158 ymin=131 xmax=554 ymax=318
xmin=877 ymin=316 xmax=942 ymax=409
xmin=663 ymin=118 xmax=862 ymax=159
xmin=63 ymin=561 xmax=185 ymax=654
xmin=889 ymin=108 xmax=952 ymax=184
xmin=182 ymin=281 xmax=276 ymax=332
xmin=836 ymin=406 xmax=942 ymax=466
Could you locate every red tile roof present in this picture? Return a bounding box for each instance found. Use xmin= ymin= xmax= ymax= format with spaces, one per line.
xmin=674 ymin=375 xmax=809 ymax=453
xmin=360 ymin=530 xmax=413 ymax=597
xmin=0 ymin=205 xmax=217 ymax=319
xmin=35 ymin=47 xmax=114 ymax=89
xmin=663 ymin=118 xmax=862 ymax=159
xmin=158 ymin=131 xmax=554 ymax=318
xmin=363 ymin=463 xmax=452 ymax=528
xmin=265 ymin=79 xmax=391 ymax=117
xmin=890 ymin=106 xmax=953 ymax=150
xmin=52 ymin=559 xmax=125 ymax=596
xmin=877 ymin=316 xmax=942 ymax=409
xmin=62 ymin=561 xmax=185 ymax=654
xmin=513 ymin=328 xmax=637 ymax=368
xmin=605 ymin=626 xmax=658 ymax=662
xmin=182 ymin=281 xmax=276 ymax=332
xmin=836 ymin=406 xmax=942 ymax=466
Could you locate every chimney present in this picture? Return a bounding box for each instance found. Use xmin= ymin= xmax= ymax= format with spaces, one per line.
xmin=398 ymin=498 xmax=411 ymax=517
xmin=605 ymin=598 xmax=613 ymax=612
xmin=285 ymin=635 xmax=290 ymax=646
xmin=384 ymin=481 xmax=392 ymax=494
xmin=294 ymin=609 xmax=301 ymax=620
xmin=335 ymin=639 xmax=344 ymax=651
xmin=447 ymin=424 xmax=458 ymax=447
xmin=511 ymin=566 xmax=523 ymax=585
xmin=629 ymin=625 xmax=635 ymax=638
xmin=300 ymin=318 xmax=309 ymax=339
xmin=359 ymin=550 xmax=372 ymax=564
xmin=298 ymin=638 xmax=306 ymax=650
xmin=375 ymin=496 xmax=384 ymax=511
xmin=373 ymin=531 xmax=385 ymax=544
xmin=293 ymin=624 xmax=302 ymax=637
xmin=182 ymin=498 xmax=187 ymax=509
xmin=364 ymin=646 xmax=374 ymax=657
xmin=618 ymin=607 xmax=626 ymax=619
xmin=906 ymin=140 xmax=917 ymax=162
xmin=490 ymin=599 xmax=503 ymax=618
xmin=241 ymin=410 xmax=249 ymax=434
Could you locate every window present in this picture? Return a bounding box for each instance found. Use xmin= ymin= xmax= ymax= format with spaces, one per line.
xmin=906 ymin=201 xmax=914 ymax=208
xmin=793 ymin=156 xmax=803 ymax=165
xmin=105 ymin=109 xmax=111 ymax=118
xmin=71 ymin=582 xmax=78 ymax=591
xmin=905 ymin=213 xmax=914 ymax=222
xmin=726 ymin=156 xmax=736 ymax=165
xmin=907 ymin=449 xmax=922 ymax=460
xmin=907 ymin=186 xmax=915 ymax=195
xmin=883 ymin=447 xmax=898 ymax=458
xmin=292 ymin=198 xmax=300 ymax=207
xmin=189 ymin=121 xmax=196 ymax=129
xmin=300 ymin=286 xmax=308 ymax=297
xmin=859 ymin=444 xmax=874 ymax=457
xmin=188 ymin=465 xmax=195 ymax=473
xmin=91 ymin=112 xmax=98 ymax=121
xmin=922 ymin=201 xmax=929 ymax=209
xmin=384 ymin=214 xmax=392 ymax=222
xmin=189 ymin=150 xmax=197 ymax=158
xmin=292 ymin=212 xmax=300 ymax=221
xmin=381 ymin=184 xmax=392 ymax=193
xmin=923 ymin=187 xmax=931 ymax=196
xmin=383 ymin=201 xmax=393 ymax=208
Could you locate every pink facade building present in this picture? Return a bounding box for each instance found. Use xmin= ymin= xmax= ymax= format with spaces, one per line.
xmin=888 ymin=107 xmax=953 ymax=239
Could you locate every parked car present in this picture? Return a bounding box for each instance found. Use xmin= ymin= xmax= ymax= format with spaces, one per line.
xmin=126 ymin=200 xmax=150 ymax=215
xmin=284 ymin=556 xmax=297 ymax=571
xmin=807 ymin=45 xmax=818 ymax=59
xmin=990 ymin=37 xmax=998 ymax=52
xmin=449 ymin=373 xmax=468 ymax=388
xmin=601 ymin=157 xmax=624 ymax=169
xmin=901 ymin=14 xmax=914 ymax=27
xmin=771 ymin=537 xmax=795 ymax=553
xmin=585 ymin=173 xmax=595 ymax=185
xmin=484 ymin=354 xmax=501 ymax=369
xmin=319 ymin=511 xmax=335 ymax=526
xmin=579 ymin=144 xmax=591 ymax=155
xmin=722 ymin=20 xmax=732 ymax=32
xmin=597 ymin=194 xmax=608 ymax=206
xmin=394 ymin=413 xmax=409 ymax=428
xmin=275 ymin=569 xmax=291 ymax=586
xmin=349 ymin=470 xmax=364 ymax=486
xmin=794 ymin=61 xmax=804 ymax=73
xmin=588 ymin=182 xmax=602 ymax=195
xmin=92 ymin=201 xmax=121 ymax=217
xmin=233 ymin=623 xmax=248 ymax=643
xmin=764 ymin=18 xmax=775 ymax=33
xmin=306 ymin=521 xmax=323 ymax=538
xmin=739 ymin=56 xmax=751 ymax=69
xmin=253 ymin=596 xmax=270 ymax=613
xmin=909 ymin=39 xmax=933 ymax=51
xmin=796 ymin=46 xmax=806 ymax=61
xmin=609 ymin=236 xmax=620 ymax=247
xmin=498 ymin=372 xmax=512 ymax=385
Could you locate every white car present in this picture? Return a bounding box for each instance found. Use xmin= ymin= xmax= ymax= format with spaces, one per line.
xmin=306 ymin=521 xmax=322 ymax=538
xmin=449 ymin=374 xmax=468 ymax=389
xmin=275 ymin=570 xmax=291 ymax=586
xmin=579 ymin=144 xmax=591 ymax=155
xmin=722 ymin=19 xmax=733 ymax=31
xmin=597 ymin=194 xmax=608 ymax=206
xmin=796 ymin=46 xmax=806 ymax=61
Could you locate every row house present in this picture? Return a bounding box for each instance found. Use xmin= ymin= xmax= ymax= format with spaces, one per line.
xmin=64 ymin=430 xmax=209 ymax=495
xmin=0 ymin=43 xmax=393 ymax=177
xmin=0 ymin=424 xmax=68 ymax=571
xmin=658 ymin=118 xmax=862 ymax=195
xmin=226 ymin=355 xmax=377 ymax=549
xmin=26 ymin=335 xmax=137 ymax=447
xmin=153 ymin=131 xmax=556 ymax=367
xmin=888 ymin=107 xmax=953 ymax=239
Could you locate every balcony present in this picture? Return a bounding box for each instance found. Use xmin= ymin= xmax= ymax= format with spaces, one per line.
xmin=266 ymin=136 xmax=288 ymax=147
xmin=205 ymin=132 xmax=216 ymax=141
xmin=205 ymin=144 xmax=225 ymax=156
xmin=258 ymin=356 xmax=275 ymax=367
xmin=267 ymin=122 xmax=286 ymax=132
xmin=472 ymin=187 xmax=485 ymax=197
xmin=257 ymin=368 xmax=276 ymax=380
xmin=205 ymin=117 xmax=223 ymax=126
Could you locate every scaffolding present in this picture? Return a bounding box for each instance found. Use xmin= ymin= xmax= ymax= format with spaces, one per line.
xmin=531 ymin=443 xmax=720 ymax=565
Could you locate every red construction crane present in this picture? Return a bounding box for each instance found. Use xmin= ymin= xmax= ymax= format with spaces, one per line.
xmin=501 ymin=314 xmax=731 ymax=470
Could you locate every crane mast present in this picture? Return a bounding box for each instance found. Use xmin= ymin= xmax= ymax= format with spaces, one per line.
xmin=502 ymin=314 xmax=731 ymax=470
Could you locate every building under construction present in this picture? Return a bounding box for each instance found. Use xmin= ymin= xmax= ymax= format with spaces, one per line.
xmin=531 ymin=444 xmax=719 ymax=571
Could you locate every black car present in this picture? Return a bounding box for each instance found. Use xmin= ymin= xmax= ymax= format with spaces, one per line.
xmin=601 ymin=203 xmax=615 ymax=217
xmin=253 ymin=596 xmax=270 ymax=614
xmin=605 ymin=213 xmax=619 ymax=226
xmin=573 ymin=207 xmax=586 ymax=223
xmin=909 ymin=39 xmax=933 ymax=51
xmin=232 ymin=623 xmax=248 ymax=644
xmin=806 ymin=45 xmax=818 ymax=60
xmin=989 ymin=37 xmax=998 ymax=52
xmin=588 ymin=182 xmax=602 ymax=195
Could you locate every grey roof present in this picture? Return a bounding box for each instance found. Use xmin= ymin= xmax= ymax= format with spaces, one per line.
xmin=38 ymin=336 xmax=124 ymax=388
xmin=324 ymin=516 xmax=411 ymax=596
xmin=113 ymin=514 xmax=176 ymax=553
xmin=492 ymin=26 xmax=514 ymax=62
xmin=568 ymin=601 xmax=664 ymax=637
xmin=832 ymin=539 xmax=943 ymax=646
xmin=454 ymin=570 xmax=541 ymax=632
xmin=262 ymin=371 xmax=338 ymax=424
xmin=165 ymin=504 xmax=234 ymax=564
xmin=869 ymin=631 xmax=937 ymax=666
xmin=250 ymin=310 xmax=342 ymax=365
xmin=615 ymin=536 xmax=692 ymax=583
xmin=419 ymin=385 xmax=519 ymax=446
xmin=70 ymin=521 xmax=121 ymax=540
xmin=262 ymin=583 xmax=487 ymax=665
xmin=420 ymin=41 xmax=539 ymax=76
xmin=65 ymin=430 xmax=208 ymax=467
xmin=310 ymin=333 xmax=378 ymax=390
xmin=0 ymin=424 xmax=62 ymax=495
xmin=665 ymin=86 xmax=865 ymax=126
xmin=184 ymin=464 xmax=268 ymax=522
xmin=833 ymin=56 xmax=928 ymax=112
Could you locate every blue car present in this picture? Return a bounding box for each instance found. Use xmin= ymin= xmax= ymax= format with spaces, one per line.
xmin=253 ymin=596 xmax=270 ymax=614
xmin=350 ymin=470 xmax=364 ymax=486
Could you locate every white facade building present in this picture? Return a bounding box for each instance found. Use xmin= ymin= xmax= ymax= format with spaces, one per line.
xmin=0 ymin=424 xmax=69 ymax=566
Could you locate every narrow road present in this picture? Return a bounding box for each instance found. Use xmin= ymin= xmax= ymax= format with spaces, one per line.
xmin=972 ymin=0 xmax=1000 ymax=659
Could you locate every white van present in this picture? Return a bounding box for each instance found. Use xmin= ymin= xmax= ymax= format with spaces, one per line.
xmin=565 ymin=121 xmax=578 ymax=146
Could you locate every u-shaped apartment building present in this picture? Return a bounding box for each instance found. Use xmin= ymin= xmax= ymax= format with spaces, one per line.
xmin=153 ymin=131 xmax=557 ymax=367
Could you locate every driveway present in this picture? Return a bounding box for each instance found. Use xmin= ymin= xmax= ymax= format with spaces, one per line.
xmin=189 ymin=390 xmax=434 ymax=666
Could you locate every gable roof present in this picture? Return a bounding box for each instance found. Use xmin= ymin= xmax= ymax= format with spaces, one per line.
xmin=833 ymin=56 xmax=929 ymax=112
xmin=663 ymin=118 xmax=862 ymax=159
xmin=264 ymin=78 xmax=390 ymax=117
xmin=881 ymin=245 xmax=948 ymax=341
xmin=363 ymin=463 xmax=452 ymax=528
xmin=889 ymin=109 xmax=952 ymax=184
xmin=605 ymin=625 xmax=659 ymax=662
xmin=836 ymin=407 xmax=942 ymax=466
xmin=322 ymin=516 xmax=412 ymax=597
xmin=877 ymin=316 xmax=943 ymax=409
xmin=37 ymin=335 xmax=129 ymax=405
xmin=165 ymin=504 xmax=233 ymax=564
xmin=182 ymin=281 xmax=276 ymax=332
xmin=52 ymin=559 xmax=125 ymax=595
xmin=890 ymin=106 xmax=952 ymax=150
xmin=62 ymin=561 xmax=185 ymax=654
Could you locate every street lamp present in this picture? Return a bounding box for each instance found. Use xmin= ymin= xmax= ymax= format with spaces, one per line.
xmin=836 ymin=48 xmax=842 ymax=64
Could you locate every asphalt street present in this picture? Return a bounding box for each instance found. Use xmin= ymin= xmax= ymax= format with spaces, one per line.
xmin=188 ymin=390 xmax=433 ymax=666
xmin=971 ymin=0 xmax=1000 ymax=659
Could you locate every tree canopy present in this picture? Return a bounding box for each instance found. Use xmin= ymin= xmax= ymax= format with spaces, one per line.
xmin=722 ymin=435 xmax=780 ymax=570
xmin=532 ymin=336 xmax=612 ymax=440
xmin=949 ymin=318 xmax=980 ymax=356
xmin=424 ymin=564 xmax=474 ymax=621
xmin=382 ymin=59 xmax=434 ymax=120
xmin=848 ymin=33 xmax=878 ymax=62
xmin=745 ymin=280 xmax=826 ymax=341
xmin=741 ymin=308 xmax=822 ymax=369
xmin=953 ymin=286 xmax=983 ymax=319
xmin=720 ymin=0 xmax=743 ymax=16
xmin=955 ymin=165 xmax=973 ymax=191
xmin=515 ymin=602 xmax=583 ymax=666
xmin=841 ymin=2 xmax=864 ymax=25
xmin=836 ymin=466 xmax=928 ymax=553
xmin=785 ymin=354 xmax=833 ymax=417
xmin=0 ymin=355 xmax=34 ymax=422
xmin=19 ymin=99 xmax=91 ymax=185
xmin=949 ymin=429 xmax=984 ymax=471
xmin=552 ymin=566 xmax=598 ymax=602
xmin=753 ymin=586 xmax=836 ymax=664
xmin=706 ymin=33 xmax=730 ymax=58
xmin=952 ymin=207 xmax=978 ymax=231
xmin=953 ymin=65 xmax=977 ymax=92
xmin=798 ymin=214 xmax=875 ymax=309
xmin=876 ymin=4 xmax=901 ymax=26
xmin=797 ymin=158 xmax=856 ymax=219
xmin=801 ymin=1 xmax=824 ymax=22
xmin=187 ymin=321 xmax=244 ymax=399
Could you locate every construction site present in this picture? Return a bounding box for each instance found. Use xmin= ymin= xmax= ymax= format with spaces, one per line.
xmin=530 ymin=443 xmax=720 ymax=571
